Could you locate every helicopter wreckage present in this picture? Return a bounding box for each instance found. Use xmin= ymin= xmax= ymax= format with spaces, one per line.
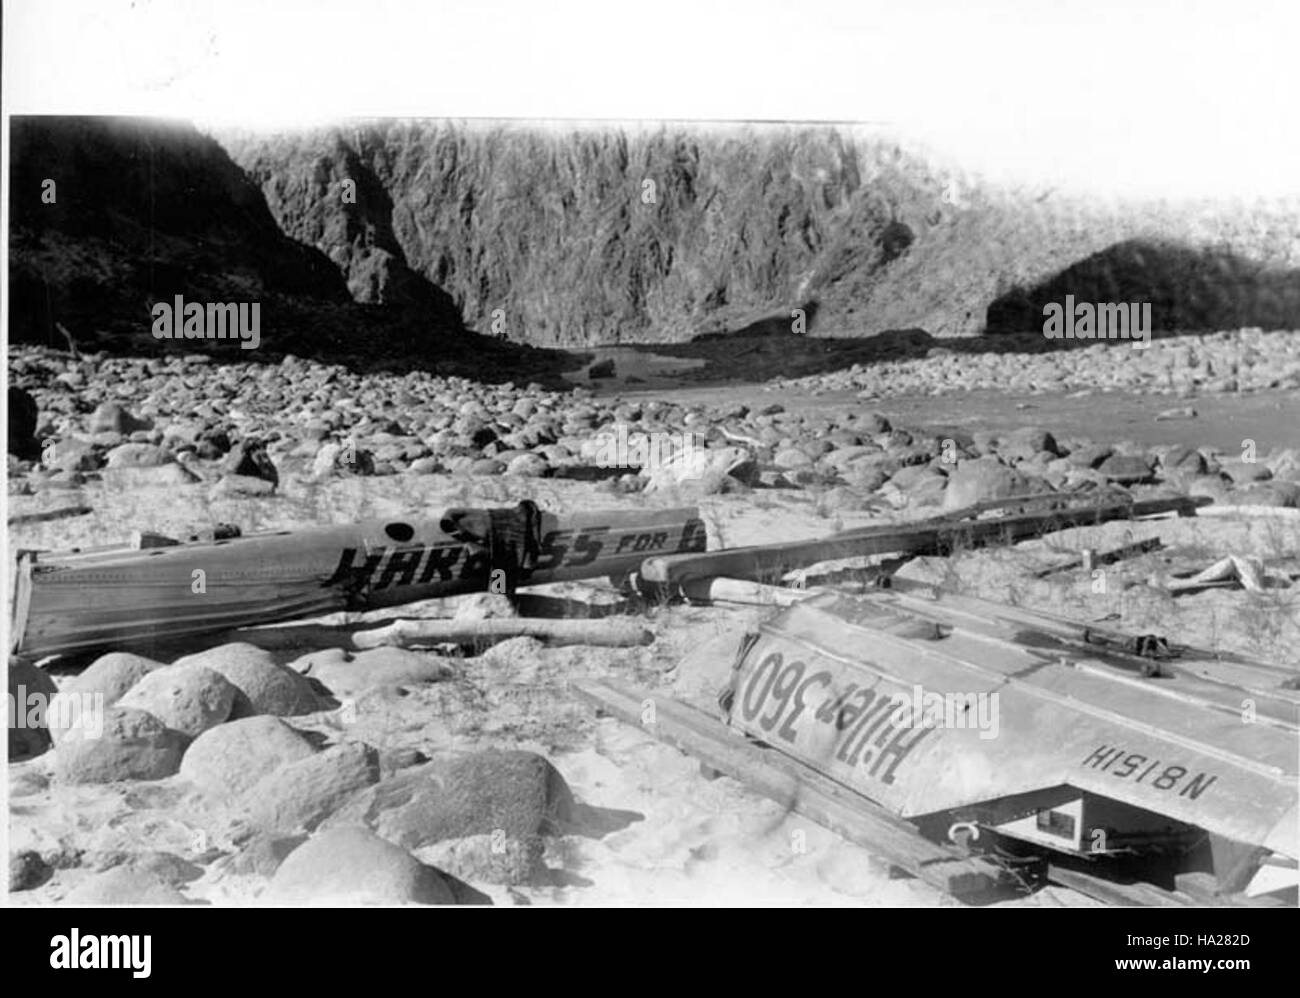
xmin=10 ymin=492 xmax=1297 ymax=905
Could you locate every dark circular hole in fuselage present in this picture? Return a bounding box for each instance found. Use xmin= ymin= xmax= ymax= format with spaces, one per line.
xmin=384 ymin=522 xmax=415 ymax=543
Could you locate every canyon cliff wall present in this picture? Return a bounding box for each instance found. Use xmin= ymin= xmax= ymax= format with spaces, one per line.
xmin=10 ymin=116 xmax=1297 ymax=358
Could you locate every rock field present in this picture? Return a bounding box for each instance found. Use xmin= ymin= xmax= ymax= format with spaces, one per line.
xmin=7 ymin=332 xmax=1300 ymax=906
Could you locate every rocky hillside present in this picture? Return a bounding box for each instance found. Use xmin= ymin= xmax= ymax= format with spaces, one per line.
xmin=224 ymin=121 xmax=1067 ymax=344
xmin=10 ymin=118 xmax=344 ymax=346
xmin=985 ymin=237 xmax=1300 ymax=335
xmin=222 ymin=121 xmax=1300 ymax=347
xmin=10 ymin=116 xmax=1298 ymax=359
xmin=222 ymin=123 xmax=931 ymax=345
xmin=7 ymin=117 xmax=471 ymax=365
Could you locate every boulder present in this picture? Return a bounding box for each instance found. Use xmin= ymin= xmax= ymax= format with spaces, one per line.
xmin=311 ymin=441 xmax=376 ymax=478
xmin=941 ymin=456 xmax=1030 ymax=510
xmin=54 ymin=707 xmax=187 ymax=784
xmin=326 ymin=750 xmax=575 ymax=855
xmin=773 ymin=448 xmax=813 ymax=470
xmin=1098 ymin=453 xmax=1156 ymax=485
xmin=841 ymin=462 xmax=891 ymax=492
xmin=888 ymin=464 xmax=943 ymax=491
xmin=116 ymin=664 xmax=238 ymax=738
xmin=857 ymin=412 xmax=891 ymax=435
xmin=175 ymin=643 xmax=318 ymax=717
xmin=10 ymin=849 xmax=52 ymax=891
xmin=104 ymin=443 xmax=174 ymax=468
xmin=44 ymin=437 xmax=100 ymax=473
xmin=64 ymin=868 xmax=193 ymax=905
xmin=469 ymin=458 xmax=505 ymax=476
xmin=505 ymin=453 xmax=549 ymax=477
xmin=87 ymin=850 xmax=204 ymax=888
xmin=220 ymin=833 xmax=308 ymax=877
xmin=643 ymin=445 xmax=756 ymax=494
xmin=64 ymin=651 xmax=164 ymax=704
xmin=8 ymin=387 xmax=40 ymax=459
xmin=196 ymin=427 xmax=233 ymax=459
xmin=1159 ymin=445 xmax=1207 ymax=476
xmin=179 ymin=715 xmax=316 ymax=799
xmin=821 ymin=445 xmax=878 ymax=471
xmin=8 ymin=658 xmax=58 ymax=760
xmin=265 ymin=826 xmax=455 ymax=905
xmin=89 ymin=402 xmax=152 ymax=435
xmin=408 ymin=456 xmax=441 ymax=474
xmin=1219 ymin=459 xmax=1273 ymax=485
xmin=997 ymin=426 xmax=1060 ymax=463
xmin=416 ymin=834 xmax=543 ymax=886
xmin=1266 ymin=448 xmax=1300 ymax=482
xmin=221 ymin=440 xmax=279 ymax=486
xmin=47 ymin=652 xmax=164 ymax=744
xmin=237 ymin=742 xmax=381 ymax=835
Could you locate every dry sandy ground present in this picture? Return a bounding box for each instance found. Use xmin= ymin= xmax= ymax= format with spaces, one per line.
xmin=7 ymin=467 xmax=1299 ymax=907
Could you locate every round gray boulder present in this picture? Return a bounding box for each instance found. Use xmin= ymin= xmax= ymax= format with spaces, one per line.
xmin=236 ymin=742 xmax=381 ymax=835
xmin=54 ymin=707 xmax=187 ymax=784
xmin=179 ymin=715 xmax=316 ymax=799
xmin=175 ymin=643 xmax=318 ymax=717
xmin=64 ymin=867 xmax=194 ymax=905
xmin=116 ymin=663 xmax=237 ymax=738
xmin=8 ymin=658 xmax=58 ymax=760
xmin=265 ymin=826 xmax=454 ymax=905
xmin=941 ymin=455 xmax=1031 ymax=510
xmin=327 ymin=749 xmax=575 ymax=864
xmin=48 ymin=656 xmax=171 ymax=748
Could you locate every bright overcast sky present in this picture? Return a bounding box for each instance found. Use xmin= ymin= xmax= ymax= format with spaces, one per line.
xmin=4 ymin=0 xmax=1298 ymax=201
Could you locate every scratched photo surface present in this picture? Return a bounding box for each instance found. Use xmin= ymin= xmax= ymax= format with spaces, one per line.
xmin=5 ymin=0 xmax=1299 ymax=910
